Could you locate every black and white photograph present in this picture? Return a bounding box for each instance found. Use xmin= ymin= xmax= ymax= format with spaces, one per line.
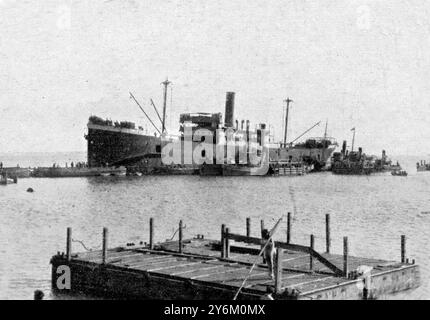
xmin=0 ymin=0 xmax=428 ymax=306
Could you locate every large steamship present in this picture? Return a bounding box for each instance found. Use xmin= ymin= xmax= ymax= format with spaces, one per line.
xmin=85 ymin=81 xmax=337 ymax=173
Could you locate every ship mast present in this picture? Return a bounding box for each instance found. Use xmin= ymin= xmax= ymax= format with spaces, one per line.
xmin=322 ymin=119 xmax=328 ymax=160
xmin=161 ymin=78 xmax=171 ymax=134
xmin=283 ymin=98 xmax=293 ymax=147
xmin=323 ymin=119 xmax=328 ymax=141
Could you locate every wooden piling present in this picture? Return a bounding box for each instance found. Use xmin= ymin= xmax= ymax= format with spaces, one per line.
xmin=179 ymin=220 xmax=183 ymax=253
xmin=287 ymin=212 xmax=292 ymax=244
xmin=325 ymin=214 xmax=331 ymax=253
xmin=225 ymin=228 xmax=230 ymax=259
xmin=102 ymin=228 xmax=108 ymax=264
xmin=149 ymin=218 xmax=154 ymax=250
xmin=221 ymin=224 xmax=226 ymax=258
xmin=260 ymin=220 xmax=265 ymax=262
xmin=310 ymin=234 xmax=315 ymax=271
xmin=246 ymin=217 xmax=251 ymax=238
xmin=401 ymin=235 xmax=406 ymax=263
xmin=260 ymin=220 xmax=264 ymax=236
xmin=275 ymin=248 xmax=283 ymax=294
xmin=66 ymin=227 xmax=72 ymax=262
xmin=343 ymin=237 xmax=349 ymax=277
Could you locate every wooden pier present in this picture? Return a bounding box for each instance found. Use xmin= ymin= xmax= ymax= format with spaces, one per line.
xmin=51 ymin=215 xmax=420 ymax=300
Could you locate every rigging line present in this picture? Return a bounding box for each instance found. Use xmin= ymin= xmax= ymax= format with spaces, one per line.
xmin=150 ymin=99 xmax=163 ymax=125
xmin=129 ymin=92 xmax=161 ymax=135
xmin=168 ymin=224 xmax=187 ymax=241
xmin=232 ymin=217 xmax=283 ymax=301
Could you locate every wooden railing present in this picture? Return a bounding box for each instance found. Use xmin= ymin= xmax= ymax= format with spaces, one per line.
xmin=220 ymin=227 xmax=344 ymax=277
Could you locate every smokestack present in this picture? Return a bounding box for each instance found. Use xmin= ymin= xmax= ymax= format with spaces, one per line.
xmin=224 ymin=92 xmax=235 ymax=128
xmin=342 ymin=140 xmax=347 ymax=155
xmin=358 ymin=147 xmax=362 ymax=159
xmin=241 ymin=120 xmax=245 ymax=130
xmin=235 ymin=120 xmax=238 ymax=130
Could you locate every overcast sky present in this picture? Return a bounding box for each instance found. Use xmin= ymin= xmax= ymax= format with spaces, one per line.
xmin=1 ymin=0 xmax=429 ymax=156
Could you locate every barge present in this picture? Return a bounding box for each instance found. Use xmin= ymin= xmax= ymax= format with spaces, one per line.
xmin=51 ymin=215 xmax=420 ymax=300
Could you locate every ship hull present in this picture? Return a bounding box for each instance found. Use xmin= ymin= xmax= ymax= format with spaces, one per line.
xmin=269 ymin=145 xmax=337 ymax=172
xmin=86 ymin=124 xmax=161 ymax=167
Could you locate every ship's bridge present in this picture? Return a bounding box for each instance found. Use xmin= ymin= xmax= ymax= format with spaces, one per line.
xmin=179 ymin=112 xmax=222 ymax=132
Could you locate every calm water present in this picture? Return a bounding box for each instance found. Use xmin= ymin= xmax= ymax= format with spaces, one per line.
xmin=0 ymin=155 xmax=429 ymax=300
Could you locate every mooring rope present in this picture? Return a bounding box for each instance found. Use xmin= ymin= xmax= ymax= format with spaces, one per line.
xmin=168 ymin=224 xmax=187 ymax=241
xmin=72 ymin=238 xmax=101 ymax=252
xmin=232 ymin=217 xmax=283 ymax=300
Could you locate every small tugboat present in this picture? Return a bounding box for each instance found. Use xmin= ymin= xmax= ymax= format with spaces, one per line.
xmin=331 ymin=128 xmax=400 ymax=175
xmin=331 ymin=144 xmax=374 ymax=175
xmin=391 ymin=170 xmax=408 ymax=176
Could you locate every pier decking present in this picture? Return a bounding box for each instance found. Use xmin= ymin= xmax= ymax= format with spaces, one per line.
xmin=51 ymin=216 xmax=420 ymax=300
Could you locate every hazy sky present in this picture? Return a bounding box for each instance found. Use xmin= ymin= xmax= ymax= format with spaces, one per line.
xmin=1 ymin=0 xmax=429 ymax=156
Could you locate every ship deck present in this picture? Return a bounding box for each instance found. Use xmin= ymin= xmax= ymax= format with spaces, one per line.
xmin=51 ymin=225 xmax=420 ymax=300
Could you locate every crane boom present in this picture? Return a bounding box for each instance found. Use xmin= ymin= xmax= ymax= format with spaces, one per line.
xmin=150 ymin=99 xmax=163 ymax=125
xmin=129 ymin=92 xmax=161 ymax=135
xmin=289 ymin=121 xmax=321 ymax=145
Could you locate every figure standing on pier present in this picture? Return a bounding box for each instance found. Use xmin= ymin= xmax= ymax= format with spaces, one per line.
xmin=262 ymin=229 xmax=276 ymax=279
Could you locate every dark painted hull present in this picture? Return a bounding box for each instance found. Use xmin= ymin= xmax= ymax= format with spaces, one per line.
xmin=86 ymin=124 xmax=161 ymax=167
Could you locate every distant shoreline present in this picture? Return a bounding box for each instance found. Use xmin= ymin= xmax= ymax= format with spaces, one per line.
xmin=0 ymin=151 xmax=86 ymax=156
xmin=0 ymin=151 xmax=87 ymax=168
